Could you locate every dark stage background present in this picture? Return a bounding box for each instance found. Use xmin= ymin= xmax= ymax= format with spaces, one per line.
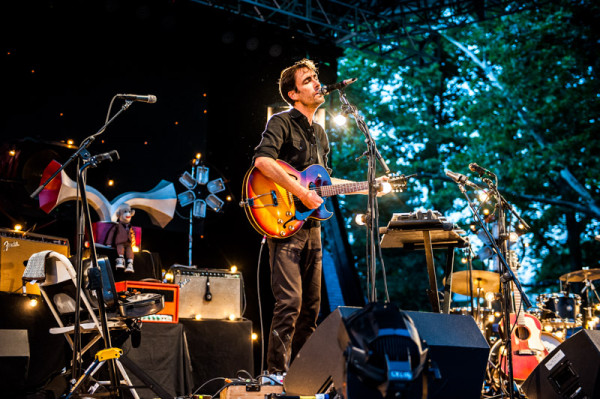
xmin=0 ymin=0 xmax=342 ymax=383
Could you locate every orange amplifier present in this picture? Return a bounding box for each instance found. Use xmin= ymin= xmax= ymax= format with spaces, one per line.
xmin=115 ymin=281 xmax=179 ymax=324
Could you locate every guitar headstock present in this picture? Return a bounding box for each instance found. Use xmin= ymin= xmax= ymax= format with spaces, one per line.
xmin=387 ymin=173 xmax=416 ymax=193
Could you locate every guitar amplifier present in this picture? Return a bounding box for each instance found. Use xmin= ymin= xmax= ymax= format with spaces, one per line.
xmin=172 ymin=266 xmax=243 ymax=320
xmin=1 ymin=229 xmax=70 ymax=295
xmin=115 ymin=280 xmax=179 ymax=323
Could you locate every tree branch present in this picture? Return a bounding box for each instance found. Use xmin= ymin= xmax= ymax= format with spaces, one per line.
xmin=441 ymin=33 xmax=600 ymax=219
xmin=419 ymin=172 xmax=598 ymax=217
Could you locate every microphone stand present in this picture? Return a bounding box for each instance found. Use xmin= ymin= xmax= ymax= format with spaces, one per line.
xmin=30 ymin=99 xmax=133 ymax=396
xmin=338 ymin=89 xmax=390 ymax=303
xmin=452 ymin=178 xmax=529 ymax=399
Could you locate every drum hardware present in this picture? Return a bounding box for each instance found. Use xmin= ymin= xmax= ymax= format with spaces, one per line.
xmin=559 ymin=267 xmax=600 ymax=331
xmin=446 ymin=269 xmax=501 ymax=330
xmin=559 ymin=267 xmax=600 ymax=283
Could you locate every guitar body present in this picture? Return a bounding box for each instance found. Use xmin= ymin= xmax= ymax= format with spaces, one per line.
xmin=242 ymin=160 xmax=333 ymax=238
xmin=500 ymin=312 xmax=548 ymax=381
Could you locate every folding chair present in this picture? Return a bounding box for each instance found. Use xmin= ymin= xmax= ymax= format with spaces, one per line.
xmin=24 ymin=250 xmax=167 ymax=399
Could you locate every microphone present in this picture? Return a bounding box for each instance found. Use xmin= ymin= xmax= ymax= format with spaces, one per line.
xmin=469 ymin=163 xmax=496 ymax=177
xmin=116 ymin=94 xmax=157 ymax=103
xmin=319 ymin=78 xmax=357 ymax=95
xmin=446 ymin=170 xmax=482 ymax=190
xmin=91 ymin=150 xmax=119 ymax=164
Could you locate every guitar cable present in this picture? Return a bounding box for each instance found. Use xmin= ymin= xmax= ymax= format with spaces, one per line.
xmin=256 ymin=235 xmax=268 ymax=375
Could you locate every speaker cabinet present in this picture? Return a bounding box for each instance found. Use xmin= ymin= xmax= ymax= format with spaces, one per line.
xmin=173 ymin=267 xmax=243 ymax=319
xmin=0 ymin=229 xmax=70 ymax=295
xmin=284 ymin=306 xmax=489 ymax=399
xmin=521 ymin=329 xmax=600 ymax=399
xmin=0 ymin=329 xmax=30 ymax=396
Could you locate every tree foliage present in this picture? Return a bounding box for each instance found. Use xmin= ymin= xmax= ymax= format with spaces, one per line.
xmin=328 ymin=0 xmax=600 ymax=309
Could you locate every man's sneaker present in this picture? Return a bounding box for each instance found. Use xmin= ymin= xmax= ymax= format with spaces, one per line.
xmin=115 ymin=257 xmax=125 ymax=270
xmin=124 ymin=261 xmax=134 ymax=273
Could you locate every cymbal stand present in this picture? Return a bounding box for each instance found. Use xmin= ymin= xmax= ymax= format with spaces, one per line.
xmin=581 ymin=277 xmax=600 ymax=304
xmin=579 ymin=277 xmax=600 ymax=329
xmin=451 ymin=177 xmax=530 ymax=399
xmin=338 ymin=88 xmax=393 ymax=303
xmin=31 ymin=98 xmax=135 ymax=397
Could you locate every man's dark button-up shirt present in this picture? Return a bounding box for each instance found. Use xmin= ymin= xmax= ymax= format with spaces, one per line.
xmin=253 ymin=108 xmax=332 ymax=174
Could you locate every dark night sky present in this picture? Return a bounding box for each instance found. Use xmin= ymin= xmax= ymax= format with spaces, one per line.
xmin=0 ymin=0 xmax=342 ymax=345
xmin=0 ymin=0 xmax=341 ymax=260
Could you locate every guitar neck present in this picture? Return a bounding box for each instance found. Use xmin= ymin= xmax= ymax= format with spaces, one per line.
xmin=513 ymin=286 xmax=525 ymax=325
xmin=509 ymin=250 xmax=526 ymax=326
xmin=318 ymin=181 xmax=369 ymax=197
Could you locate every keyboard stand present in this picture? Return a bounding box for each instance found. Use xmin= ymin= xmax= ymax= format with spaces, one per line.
xmin=380 ymin=212 xmax=467 ymax=313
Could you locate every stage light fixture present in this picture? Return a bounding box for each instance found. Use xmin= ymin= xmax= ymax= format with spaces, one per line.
xmin=192 ymin=199 xmax=206 ymax=218
xmin=207 ymin=177 xmax=225 ymax=194
xmin=206 ymin=194 xmax=224 ymax=212
xmin=179 ymin=171 xmax=197 ymax=190
xmin=177 ymin=190 xmax=196 ymax=207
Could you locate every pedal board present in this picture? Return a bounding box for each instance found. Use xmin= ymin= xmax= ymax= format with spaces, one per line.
xmin=219 ymin=384 xmax=283 ymax=399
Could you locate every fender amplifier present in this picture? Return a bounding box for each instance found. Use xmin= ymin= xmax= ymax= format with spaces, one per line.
xmin=115 ymin=280 xmax=179 ymax=323
xmin=1 ymin=229 xmax=70 ymax=295
xmin=172 ymin=266 xmax=243 ymax=320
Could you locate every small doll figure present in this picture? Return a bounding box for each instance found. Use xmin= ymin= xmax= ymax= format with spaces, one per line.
xmin=105 ymin=204 xmax=136 ymax=273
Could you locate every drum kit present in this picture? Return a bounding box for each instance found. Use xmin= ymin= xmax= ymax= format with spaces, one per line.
xmin=449 ymin=267 xmax=600 ymax=362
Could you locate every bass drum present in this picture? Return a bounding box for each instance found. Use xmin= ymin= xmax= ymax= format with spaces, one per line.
xmin=540 ymin=331 xmax=564 ymax=353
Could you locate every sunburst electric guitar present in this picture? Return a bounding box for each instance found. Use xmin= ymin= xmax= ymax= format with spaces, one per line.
xmin=500 ymin=254 xmax=548 ymax=381
xmin=241 ymin=160 xmax=406 ymax=238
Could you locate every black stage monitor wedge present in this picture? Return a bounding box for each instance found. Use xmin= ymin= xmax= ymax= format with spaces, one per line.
xmin=284 ymin=306 xmax=489 ymax=399
xmin=521 ymin=329 xmax=600 ymax=399
xmin=403 ymin=311 xmax=489 ymax=399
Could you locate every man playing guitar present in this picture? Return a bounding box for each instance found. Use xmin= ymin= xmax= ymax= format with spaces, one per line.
xmin=252 ymin=59 xmax=389 ymax=375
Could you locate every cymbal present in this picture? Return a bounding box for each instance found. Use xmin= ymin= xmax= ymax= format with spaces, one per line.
xmin=559 ymin=268 xmax=600 ymax=283
xmin=447 ymin=270 xmax=500 ymax=296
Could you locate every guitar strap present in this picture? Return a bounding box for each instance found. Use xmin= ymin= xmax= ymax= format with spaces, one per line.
xmin=309 ymin=124 xmax=326 ymax=168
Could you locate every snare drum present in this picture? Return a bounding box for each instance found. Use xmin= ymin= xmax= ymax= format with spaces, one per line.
xmin=537 ymin=292 xmax=582 ymax=328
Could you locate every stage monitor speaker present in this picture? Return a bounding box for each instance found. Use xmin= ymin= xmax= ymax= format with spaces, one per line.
xmin=404 ymin=310 xmax=489 ymax=399
xmin=0 ymin=229 xmax=70 ymax=295
xmin=521 ymin=329 xmax=600 ymax=399
xmin=284 ymin=306 xmax=489 ymax=399
xmin=172 ymin=266 xmax=243 ymax=320
xmin=0 ymin=329 xmax=30 ymax=396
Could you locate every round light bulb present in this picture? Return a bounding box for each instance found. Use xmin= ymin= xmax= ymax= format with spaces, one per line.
xmin=333 ymin=114 xmax=347 ymax=126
